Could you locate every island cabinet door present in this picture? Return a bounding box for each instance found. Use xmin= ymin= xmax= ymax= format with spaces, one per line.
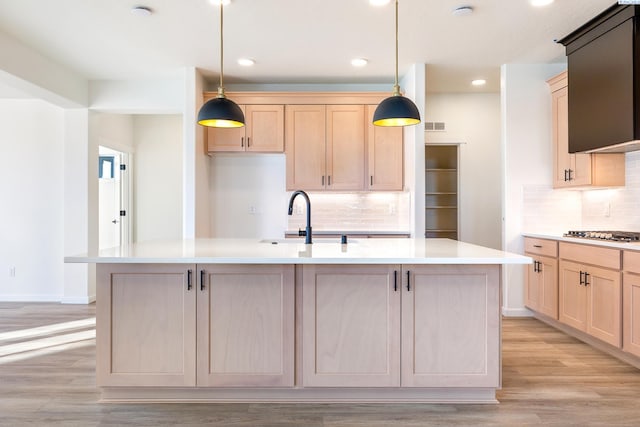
xmin=96 ymin=263 xmax=197 ymax=387
xmin=301 ymin=264 xmax=401 ymax=387
xmin=196 ymin=264 xmax=295 ymax=387
xmin=401 ymin=265 xmax=500 ymax=388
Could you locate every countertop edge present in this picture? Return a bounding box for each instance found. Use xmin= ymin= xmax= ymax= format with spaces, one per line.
xmin=522 ymin=232 xmax=640 ymax=251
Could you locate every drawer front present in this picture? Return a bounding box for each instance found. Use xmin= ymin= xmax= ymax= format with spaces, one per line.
xmin=624 ymin=250 xmax=640 ymax=274
xmin=524 ymin=238 xmax=558 ymax=258
xmin=559 ymin=242 xmax=620 ymax=270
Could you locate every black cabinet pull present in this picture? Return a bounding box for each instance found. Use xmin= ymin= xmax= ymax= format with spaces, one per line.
xmin=533 ymin=244 xmax=542 ymax=248
xmin=370 ymin=176 xmax=373 ymax=186
xmin=393 ymin=270 xmax=398 ymax=292
xmin=406 ymin=270 xmax=411 ymax=291
xmin=537 ymin=261 xmax=542 ymax=273
xmin=187 ymin=269 xmax=193 ymax=291
xmin=322 ymin=176 xmax=325 ymax=186
xmin=579 ymin=271 xmax=584 ymax=285
xmin=564 ymin=169 xmax=568 ymax=181
xmin=568 ymin=169 xmax=573 ymax=181
xmin=533 ymin=261 xmax=538 ymax=273
xmin=241 ymin=137 xmax=244 ymax=147
xmin=328 ymin=176 xmax=331 ymax=186
xmin=200 ymin=270 xmax=205 ymax=291
xmin=584 ymin=272 xmax=590 ymax=286
xmin=247 ymin=137 xmax=250 ymax=147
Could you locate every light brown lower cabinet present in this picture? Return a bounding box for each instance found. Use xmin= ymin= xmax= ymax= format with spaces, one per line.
xmin=559 ymin=259 xmax=621 ymax=347
xmin=97 ymin=263 xmax=500 ymax=391
xmin=301 ymin=264 xmax=500 ymax=388
xmin=623 ymin=272 xmax=640 ymax=358
xmin=96 ymin=263 xmax=294 ymax=388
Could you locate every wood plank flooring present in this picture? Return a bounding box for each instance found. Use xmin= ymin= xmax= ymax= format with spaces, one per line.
xmin=0 ymin=302 xmax=639 ymax=426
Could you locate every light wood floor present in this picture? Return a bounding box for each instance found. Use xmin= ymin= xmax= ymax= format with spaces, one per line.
xmin=1 ymin=303 xmax=639 ymax=426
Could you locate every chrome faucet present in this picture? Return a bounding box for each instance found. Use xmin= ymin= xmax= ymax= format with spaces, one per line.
xmin=288 ymin=190 xmax=312 ymax=244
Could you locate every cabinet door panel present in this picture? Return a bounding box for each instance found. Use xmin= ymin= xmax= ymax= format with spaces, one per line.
xmin=197 ymin=265 xmax=294 ymax=387
xmin=623 ymin=273 xmax=640 ymax=357
xmin=366 ymin=104 xmax=403 ymax=190
xmin=302 ymin=265 xmax=400 ymax=387
xmin=402 ymin=265 xmax=500 ymax=387
xmin=586 ymin=266 xmax=621 ymax=347
xmin=326 ymin=105 xmax=365 ymax=190
xmin=246 ymin=105 xmax=284 ymax=152
xmin=286 ymin=105 xmax=326 ymax=190
xmin=96 ymin=264 xmax=196 ymax=387
xmin=207 ymin=105 xmax=246 ymax=152
xmin=552 ymin=85 xmax=573 ymax=188
xmin=524 ymin=259 xmax=540 ymax=311
xmin=539 ymin=256 xmax=559 ymax=319
xmin=559 ymin=260 xmax=587 ymax=331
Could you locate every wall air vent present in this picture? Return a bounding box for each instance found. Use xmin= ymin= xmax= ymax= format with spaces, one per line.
xmin=425 ymin=122 xmax=446 ymax=131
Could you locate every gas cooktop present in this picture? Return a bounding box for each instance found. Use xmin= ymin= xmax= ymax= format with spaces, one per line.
xmin=564 ymin=230 xmax=640 ymax=242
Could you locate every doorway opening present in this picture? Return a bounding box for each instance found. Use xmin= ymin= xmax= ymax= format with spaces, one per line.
xmin=98 ymin=146 xmax=131 ymax=250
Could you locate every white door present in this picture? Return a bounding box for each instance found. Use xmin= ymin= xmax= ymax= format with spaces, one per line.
xmin=99 ymin=147 xmax=131 ymax=250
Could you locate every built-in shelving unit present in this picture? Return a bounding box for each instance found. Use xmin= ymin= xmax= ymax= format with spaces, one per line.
xmin=425 ymin=145 xmax=459 ymax=239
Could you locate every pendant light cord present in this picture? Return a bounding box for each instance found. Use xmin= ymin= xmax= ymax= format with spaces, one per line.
xmin=217 ymin=1 xmax=225 ymax=98
xmin=393 ymin=0 xmax=400 ymax=96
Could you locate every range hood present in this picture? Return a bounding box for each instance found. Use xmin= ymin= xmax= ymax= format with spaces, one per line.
xmin=558 ymin=4 xmax=640 ymax=154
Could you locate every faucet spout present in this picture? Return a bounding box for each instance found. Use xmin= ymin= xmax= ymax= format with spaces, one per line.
xmin=288 ymin=190 xmax=312 ymax=244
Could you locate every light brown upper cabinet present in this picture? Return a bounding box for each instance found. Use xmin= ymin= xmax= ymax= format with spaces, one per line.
xmin=366 ymin=105 xmax=404 ymax=191
xmin=207 ymin=105 xmax=284 ymax=153
xmin=286 ymin=105 xmax=365 ymax=191
xmin=547 ymin=72 xmax=624 ymax=188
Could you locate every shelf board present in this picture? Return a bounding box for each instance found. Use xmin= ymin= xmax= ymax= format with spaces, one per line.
xmin=425 ymin=229 xmax=458 ymax=232
xmin=425 ymin=206 xmax=457 ymax=209
xmin=425 ymin=192 xmax=456 ymax=195
xmin=425 ymin=168 xmax=457 ymax=172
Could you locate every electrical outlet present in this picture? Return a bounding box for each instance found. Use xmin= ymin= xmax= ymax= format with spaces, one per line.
xmin=9 ymin=266 xmax=15 ymax=277
xmin=248 ymin=205 xmax=257 ymax=215
xmin=388 ymin=204 xmax=396 ymax=214
xmin=604 ymin=202 xmax=611 ymax=217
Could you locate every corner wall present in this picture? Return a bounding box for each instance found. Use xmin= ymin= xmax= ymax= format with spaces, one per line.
xmin=501 ymin=63 xmax=567 ymax=316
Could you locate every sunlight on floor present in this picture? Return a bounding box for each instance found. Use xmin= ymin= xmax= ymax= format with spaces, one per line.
xmin=0 ymin=317 xmax=96 ymax=364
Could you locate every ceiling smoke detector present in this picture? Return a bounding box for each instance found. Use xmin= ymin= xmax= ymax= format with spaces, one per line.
xmin=452 ymin=6 xmax=474 ymax=16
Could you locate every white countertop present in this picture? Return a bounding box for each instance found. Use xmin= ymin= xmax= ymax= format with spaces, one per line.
xmin=523 ymin=232 xmax=640 ymax=251
xmin=65 ymin=238 xmax=531 ymax=265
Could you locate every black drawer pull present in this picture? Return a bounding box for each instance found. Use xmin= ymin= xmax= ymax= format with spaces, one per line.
xmin=406 ymin=270 xmax=411 ymax=291
xmin=393 ymin=270 xmax=398 ymax=292
xmin=187 ymin=269 xmax=193 ymax=291
xmin=533 ymin=245 xmax=542 ymax=248
xmin=200 ymin=270 xmax=205 ymax=291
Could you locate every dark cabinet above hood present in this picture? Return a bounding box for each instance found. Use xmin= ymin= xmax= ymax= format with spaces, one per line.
xmin=558 ymin=4 xmax=640 ymax=153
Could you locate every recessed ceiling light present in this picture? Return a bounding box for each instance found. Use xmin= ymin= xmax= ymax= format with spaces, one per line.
xmin=130 ymin=6 xmax=152 ymax=17
xmin=369 ymin=0 xmax=391 ymax=6
xmin=471 ymin=79 xmax=487 ymax=86
xmin=452 ymin=6 xmax=474 ymax=16
xmin=209 ymin=0 xmax=231 ymax=5
xmin=530 ymin=0 xmax=554 ymax=6
xmin=238 ymin=58 xmax=255 ymax=67
xmin=351 ymin=58 xmax=368 ymax=67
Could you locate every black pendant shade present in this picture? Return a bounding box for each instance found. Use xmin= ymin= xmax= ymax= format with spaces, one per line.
xmin=197 ymin=0 xmax=245 ymax=129
xmin=373 ymin=0 xmax=421 ymax=127
xmin=197 ymin=96 xmax=245 ymax=128
xmin=373 ymin=94 xmax=421 ymax=127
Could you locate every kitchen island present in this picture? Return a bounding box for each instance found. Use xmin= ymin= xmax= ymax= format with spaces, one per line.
xmin=66 ymin=238 xmax=530 ymax=403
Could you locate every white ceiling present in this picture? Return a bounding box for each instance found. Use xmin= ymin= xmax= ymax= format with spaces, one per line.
xmin=0 ymin=0 xmax=615 ymax=95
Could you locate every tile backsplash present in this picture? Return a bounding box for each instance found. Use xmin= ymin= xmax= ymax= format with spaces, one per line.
xmin=523 ymin=151 xmax=640 ymax=233
xmin=287 ymin=192 xmax=411 ymax=232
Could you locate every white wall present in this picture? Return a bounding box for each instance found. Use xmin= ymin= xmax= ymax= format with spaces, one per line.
xmin=426 ymin=93 xmax=502 ymax=249
xmin=133 ymin=115 xmax=183 ymax=242
xmin=0 ymin=100 xmax=65 ymax=301
xmin=501 ymin=63 xmax=566 ymax=316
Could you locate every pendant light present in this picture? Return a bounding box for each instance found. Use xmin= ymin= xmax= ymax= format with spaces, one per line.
xmin=373 ymin=0 xmax=421 ymax=127
xmin=197 ymin=1 xmax=245 ymax=128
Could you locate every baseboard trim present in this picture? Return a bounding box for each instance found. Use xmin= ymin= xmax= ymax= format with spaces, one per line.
xmin=61 ymin=295 xmax=96 ymax=304
xmin=502 ymin=307 xmax=534 ymax=317
xmin=0 ymin=294 xmax=61 ymax=302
